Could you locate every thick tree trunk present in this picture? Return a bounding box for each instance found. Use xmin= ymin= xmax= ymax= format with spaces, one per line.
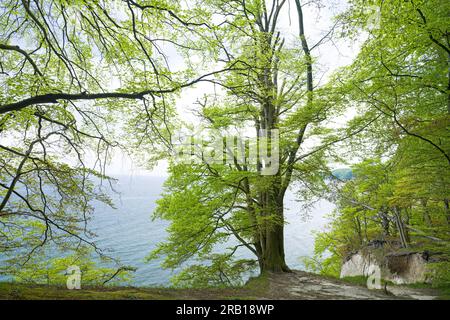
xmin=258 ymin=194 xmax=290 ymax=273
xmin=261 ymin=221 xmax=289 ymax=272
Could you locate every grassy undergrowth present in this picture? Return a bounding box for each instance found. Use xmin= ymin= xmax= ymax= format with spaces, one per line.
xmin=0 ymin=275 xmax=270 ymax=300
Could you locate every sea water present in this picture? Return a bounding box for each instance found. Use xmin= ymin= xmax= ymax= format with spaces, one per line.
xmin=0 ymin=175 xmax=333 ymax=286
xmin=89 ymin=175 xmax=333 ymax=286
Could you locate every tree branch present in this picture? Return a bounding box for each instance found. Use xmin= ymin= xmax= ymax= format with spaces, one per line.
xmin=0 ymin=43 xmax=43 ymax=76
xmin=0 ymin=65 xmax=239 ymax=114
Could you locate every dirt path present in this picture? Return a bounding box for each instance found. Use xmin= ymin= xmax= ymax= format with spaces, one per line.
xmin=262 ymin=271 xmax=439 ymax=300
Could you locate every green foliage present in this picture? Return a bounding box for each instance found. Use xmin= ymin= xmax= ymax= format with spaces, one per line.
xmin=427 ymin=261 xmax=450 ymax=288
xmin=306 ymin=0 xmax=450 ymax=287
xmin=0 ymin=0 xmax=201 ymax=280
xmin=7 ymin=246 xmax=132 ymax=287
xmin=170 ymin=254 xmax=257 ymax=288
xmin=1 ymin=0 xmax=449 ymax=291
xmin=148 ymin=0 xmax=335 ymax=284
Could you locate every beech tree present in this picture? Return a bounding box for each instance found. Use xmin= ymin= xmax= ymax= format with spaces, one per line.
xmin=3 ymin=0 xmax=447 ymax=289
xmin=149 ymin=0 xmax=363 ymax=285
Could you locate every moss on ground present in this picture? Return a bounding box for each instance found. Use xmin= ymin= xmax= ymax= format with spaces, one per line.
xmin=340 ymin=276 xmax=369 ymax=286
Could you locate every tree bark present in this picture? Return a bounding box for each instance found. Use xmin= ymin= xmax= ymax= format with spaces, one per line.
xmin=444 ymin=199 xmax=450 ymax=226
xmin=262 ymin=219 xmax=289 ymax=272
xmin=393 ymin=207 xmax=409 ymax=248
xmin=260 ymin=198 xmax=290 ymax=272
xmin=379 ymin=206 xmax=390 ymax=237
xmin=421 ymin=199 xmax=432 ymax=226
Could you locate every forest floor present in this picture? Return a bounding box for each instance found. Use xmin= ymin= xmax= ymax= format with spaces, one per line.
xmin=0 ymin=270 xmax=445 ymax=300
